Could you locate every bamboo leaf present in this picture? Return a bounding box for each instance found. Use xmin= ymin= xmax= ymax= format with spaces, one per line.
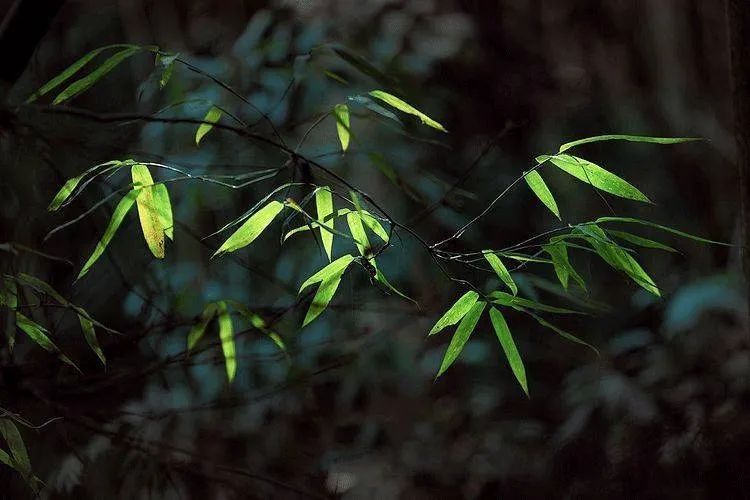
xmin=520 ymin=308 xmax=599 ymax=355
xmin=0 ymin=278 xmax=18 ymax=309
xmin=429 ymin=290 xmax=479 ymax=336
xmin=490 ymin=291 xmax=584 ymax=314
xmin=558 ymin=134 xmax=702 ymax=153
xmin=53 ymin=47 xmax=141 ymax=104
xmin=436 ymin=301 xmax=485 ymax=377
xmin=544 ymin=154 xmax=650 ymax=202
xmin=152 ymin=183 xmax=174 ymax=240
xmin=303 ymin=269 xmax=347 ymax=326
xmin=489 ymin=307 xmax=528 ymax=396
xmin=608 ymin=230 xmax=677 ymax=252
xmin=369 ymin=90 xmax=447 ymax=132
xmin=0 ymin=419 xmax=31 ymax=480
xmin=595 ymin=216 xmax=730 ymax=246
xmin=15 ymin=312 xmax=79 ymax=371
xmin=482 ymin=251 xmax=517 ymax=295
xmin=299 ymin=254 xmax=355 ymax=294
xmin=213 ymin=200 xmax=285 ymax=257
xmin=346 ymin=211 xmax=370 ymax=256
xmin=524 ymin=170 xmax=560 ymax=219
xmin=131 ymin=164 xmax=166 ymax=258
xmin=48 ymin=176 xmax=83 ymax=211
xmin=187 ymin=303 xmax=217 ymax=351
xmin=333 ymin=104 xmax=351 ymax=152
xmin=216 ymin=301 xmax=236 ymax=383
xmin=315 ymin=187 xmax=334 ymax=261
xmin=78 ymin=189 xmax=140 ymax=279
xmin=78 ymin=315 xmax=105 ymax=366
xmin=195 ymin=106 xmax=223 ymax=145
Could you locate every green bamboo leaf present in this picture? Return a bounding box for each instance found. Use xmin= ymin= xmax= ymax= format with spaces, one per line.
xmin=558 ymin=134 xmax=702 ymax=153
xmin=482 ymin=251 xmax=517 ymax=295
xmin=53 ymin=47 xmax=141 ymax=104
xmin=608 ymin=230 xmax=677 ymax=252
xmin=544 ymin=154 xmax=650 ymax=202
xmin=595 ymin=216 xmax=730 ymax=246
xmin=521 ymin=309 xmax=599 ymax=355
xmin=48 ymin=176 xmax=83 ymax=211
xmin=299 ymin=254 xmax=355 ymax=294
xmin=15 ymin=312 xmax=79 ymax=371
xmin=157 ymin=52 xmax=179 ymax=89
xmin=333 ymin=104 xmax=351 ymax=152
xmin=369 ymin=90 xmax=447 ymax=132
xmin=436 ymin=301 xmax=485 ymax=377
xmin=0 ymin=419 xmax=31 ymax=480
xmin=374 ymin=268 xmax=416 ymax=304
xmin=360 ymin=211 xmax=389 ymax=243
xmin=347 ymin=211 xmax=370 ymax=255
xmin=490 ymin=291 xmax=584 ymax=314
xmin=131 ymin=165 xmax=166 ymax=258
xmin=216 ymin=301 xmax=236 ymax=383
xmin=347 ymin=95 xmax=403 ymax=125
xmin=78 ymin=315 xmax=105 ymax=366
xmin=429 ymin=290 xmax=479 ymax=336
xmin=152 ymin=183 xmax=174 ymax=240
xmin=330 ymin=46 xmax=393 ymax=87
xmin=195 ymin=106 xmax=223 ymax=145
xmin=315 ymin=187 xmax=334 ymax=261
xmin=542 ymin=242 xmax=586 ymax=291
xmin=78 ymin=189 xmax=140 ymax=280
xmin=524 ymin=170 xmax=560 ymax=219
xmin=213 ymin=200 xmax=285 ymax=257
xmin=489 ymin=307 xmax=528 ymax=396
xmin=0 ymin=278 xmax=18 ymax=309
xmin=324 ymin=70 xmax=349 ymax=86
xmin=187 ymin=303 xmax=217 ymax=351
xmin=303 ymin=269 xmax=347 ymax=326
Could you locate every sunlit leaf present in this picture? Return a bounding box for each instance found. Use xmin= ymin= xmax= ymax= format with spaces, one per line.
xmin=216 ymin=301 xmax=236 ymax=383
xmin=195 ymin=106 xmax=223 ymax=145
xmin=608 ymin=230 xmax=677 ymax=252
xmin=78 ymin=315 xmax=105 ymax=366
xmin=595 ymin=216 xmax=730 ymax=246
xmin=299 ymin=254 xmax=355 ymax=293
xmin=369 ymin=90 xmax=447 ymax=132
xmin=53 ymin=47 xmax=142 ymax=104
xmin=131 ymin=164 xmax=166 ymax=258
xmin=347 ymin=95 xmax=402 ymax=125
xmin=347 ymin=211 xmax=370 ymax=255
xmin=558 ymin=134 xmax=702 ymax=153
xmin=436 ymin=301 xmax=485 ymax=377
xmin=187 ymin=303 xmax=217 ymax=351
xmin=315 ymin=187 xmax=334 ymax=261
xmin=48 ymin=176 xmax=83 ymax=212
xmin=520 ymin=308 xmax=599 ymax=355
xmin=15 ymin=312 xmax=79 ymax=371
xmin=542 ymin=242 xmax=586 ymax=291
xmin=542 ymin=154 xmax=650 ymax=202
xmin=78 ymin=189 xmax=140 ymax=280
xmin=482 ymin=251 xmax=517 ymax=295
xmin=489 ymin=307 xmax=528 ymax=396
xmin=153 ymin=183 xmax=174 ymax=240
xmin=524 ymin=170 xmax=560 ymax=219
xmin=429 ymin=290 xmax=479 ymax=336
xmin=333 ymin=104 xmax=351 ymax=152
xmin=303 ymin=271 xmax=344 ymax=327
xmin=213 ymin=200 xmax=285 ymax=257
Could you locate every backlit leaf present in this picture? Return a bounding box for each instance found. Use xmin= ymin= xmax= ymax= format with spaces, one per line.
xmin=131 ymin=164 xmax=165 ymax=258
xmin=436 ymin=301 xmax=485 ymax=377
xmin=53 ymin=47 xmax=141 ymax=104
xmin=524 ymin=170 xmax=560 ymax=219
xmin=333 ymin=104 xmax=350 ymax=152
xmin=544 ymin=154 xmax=650 ymax=202
xmin=216 ymin=301 xmax=236 ymax=383
xmin=299 ymin=254 xmax=355 ymax=293
xmin=595 ymin=216 xmax=730 ymax=246
xmin=187 ymin=303 xmax=217 ymax=351
xmin=482 ymin=251 xmax=517 ymax=295
xmin=558 ymin=134 xmax=702 ymax=153
xmin=213 ymin=200 xmax=285 ymax=257
xmin=347 ymin=211 xmax=370 ymax=256
xmin=490 ymin=291 xmax=584 ymax=314
xmin=369 ymin=90 xmax=447 ymax=132
xmin=15 ymin=312 xmax=79 ymax=371
xmin=608 ymin=230 xmax=677 ymax=252
xmin=78 ymin=314 xmax=105 ymax=366
xmin=429 ymin=290 xmax=479 ymax=336
xmin=302 ymin=271 xmax=345 ymax=327
xmin=489 ymin=307 xmax=528 ymax=396
xmin=315 ymin=187 xmax=334 ymax=261
xmin=195 ymin=106 xmax=223 ymax=145
xmin=48 ymin=176 xmax=83 ymax=211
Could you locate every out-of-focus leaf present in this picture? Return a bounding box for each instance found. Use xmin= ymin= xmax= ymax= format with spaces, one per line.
xmin=48 ymin=176 xmax=83 ymax=212
xmin=78 ymin=189 xmax=140 ymax=280
xmin=333 ymin=104 xmax=350 ymax=152
xmin=157 ymin=52 xmax=179 ymax=88
xmin=369 ymin=90 xmax=447 ymax=132
xmin=299 ymin=254 xmax=355 ymax=293
xmin=524 ymin=170 xmax=560 ymax=219
xmin=216 ymin=301 xmax=236 ymax=383
xmin=0 ymin=278 xmax=17 ymax=309
xmin=195 ymin=106 xmax=223 ymax=145
xmin=78 ymin=315 xmax=105 ymax=366
xmin=152 ymin=183 xmax=174 ymax=240
xmin=53 ymin=47 xmax=141 ymax=104
xmin=15 ymin=312 xmax=79 ymax=371
xmin=187 ymin=303 xmax=217 ymax=351
xmin=213 ymin=200 xmax=285 ymax=257
xmin=558 ymin=134 xmax=702 ymax=153
xmin=482 ymin=251 xmax=517 ymax=295
xmin=315 ymin=187 xmax=334 ymax=261
xmin=324 ymin=70 xmax=349 ymax=86
xmin=436 ymin=301 xmax=485 ymax=377
xmin=542 ymin=154 xmax=650 ymax=202
xmin=330 ymin=45 xmax=393 ymax=87
xmin=0 ymin=419 xmax=31 ymax=480
xmin=429 ymin=290 xmax=479 ymax=336
xmin=489 ymin=307 xmax=528 ymax=396
xmin=131 ymin=164 xmax=166 ymax=258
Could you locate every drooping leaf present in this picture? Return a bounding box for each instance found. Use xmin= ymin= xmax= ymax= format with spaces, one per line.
xmin=608 ymin=230 xmax=677 ymax=252
xmin=0 ymin=419 xmax=31 ymax=480
xmin=543 ymin=154 xmax=650 ymax=202
xmin=595 ymin=216 xmax=730 ymax=246
xmin=302 ymin=270 xmax=346 ymax=327
xmin=333 ymin=104 xmax=351 ymax=152
xmin=330 ymin=45 xmax=393 ymax=87
xmin=482 ymin=251 xmax=517 ymax=295
xmin=368 ymin=90 xmax=447 ymax=132
xmin=195 ymin=106 xmax=223 ymax=145
xmin=315 ymin=187 xmax=334 ymax=261
xmin=216 ymin=301 xmax=236 ymax=383
xmin=78 ymin=315 xmax=105 ymax=366
xmin=0 ymin=278 xmax=18 ymax=309
xmin=346 ymin=211 xmax=370 ymax=256
xmin=187 ymin=303 xmax=217 ymax=351
xmin=53 ymin=47 xmax=142 ymax=104
xmin=131 ymin=164 xmax=166 ymax=258
xmin=489 ymin=307 xmax=528 ymax=396
xmin=347 ymin=95 xmax=403 ymax=125
xmin=157 ymin=52 xmax=179 ymax=89
xmin=524 ymin=170 xmax=560 ymax=219
xmin=490 ymin=291 xmax=584 ymax=315
xmin=213 ymin=200 xmax=285 ymax=257
xmin=436 ymin=301 xmax=485 ymax=377
xmin=15 ymin=312 xmax=79 ymax=371
xmin=48 ymin=176 xmax=83 ymax=212
xmin=520 ymin=308 xmax=599 ymax=355
xmin=299 ymin=254 xmax=355 ymax=294
xmin=542 ymin=242 xmax=586 ymax=291
xmin=374 ymin=268 xmax=416 ymax=304
xmin=360 ymin=211 xmax=390 ymax=243
xmin=78 ymin=189 xmax=140 ymax=280
xmin=558 ymin=134 xmax=702 ymax=153
xmin=429 ymin=290 xmax=479 ymax=336
xmin=152 ymin=183 xmax=174 ymax=240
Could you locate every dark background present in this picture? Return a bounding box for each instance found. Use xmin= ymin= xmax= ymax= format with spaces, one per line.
xmin=1 ymin=0 xmax=748 ymax=498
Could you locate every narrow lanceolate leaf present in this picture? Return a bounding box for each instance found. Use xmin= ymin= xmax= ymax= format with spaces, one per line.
xmin=436 ymin=301 xmax=485 ymax=378
xmin=299 ymin=254 xmax=355 ymax=294
xmin=608 ymin=230 xmax=677 ymax=252
xmin=347 ymin=211 xmax=370 ymax=256
xmin=482 ymin=251 xmax=517 ymax=295
xmin=15 ymin=312 xmax=79 ymax=371
xmin=78 ymin=189 xmax=140 ymax=280
xmin=490 ymin=291 xmax=584 ymax=315
xmin=360 ymin=211 xmax=389 ymax=243
xmin=524 ymin=170 xmax=560 ymax=219
xmin=213 ymin=200 xmax=285 ymax=257
xmin=543 ymin=154 xmax=650 ymax=202
xmin=520 ymin=309 xmax=599 ymax=356
xmin=195 ymin=106 xmax=223 ymax=145
xmin=214 ymin=301 xmax=236 ymax=382
xmin=152 ymin=183 xmax=174 ymax=240
xmin=330 ymin=45 xmax=393 ymax=87
xmin=53 ymin=47 xmax=141 ymax=104
xmin=315 ymin=187 xmax=335 ymax=261
xmin=558 ymin=134 xmax=702 ymax=154
xmin=303 ymin=270 xmax=346 ymax=327
xmin=368 ymin=90 xmax=447 ymax=132
xmin=0 ymin=419 xmax=31 ymax=480
xmin=131 ymin=164 xmax=165 ymax=258
xmin=0 ymin=278 xmax=18 ymax=309
xmin=157 ymin=52 xmax=179 ymax=89
xmin=542 ymin=242 xmax=586 ymax=291
xmin=595 ymin=216 xmax=730 ymax=246
xmin=429 ymin=290 xmax=480 ymax=336
xmin=489 ymin=307 xmax=528 ymax=396
xmin=78 ymin=314 xmax=105 ymax=366
xmin=48 ymin=176 xmax=83 ymax=211
xmin=187 ymin=303 xmax=217 ymax=351
xmin=333 ymin=104 xmax=351 ymax=152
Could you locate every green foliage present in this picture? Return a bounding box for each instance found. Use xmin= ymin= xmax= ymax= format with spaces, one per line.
xmin=213 ymin=200 xmax=285 ymax=257
xmin=524 ymin=170 xmax=560 ymax=219
xmin=195 ymin=106 xmax=223 ymax=145
xmin=315 ymin=187 xmax=335 ymax=261
xmin=482 ymin=251 xmax=517 ymax=295
xmin=368 ymin=90 xmax=447 ymax=132
xmin=333 ymin=104 xmax=351 ymax=152
xmin=429 ymin=291 xmax=480 ymax=336
xmin=489 ymin=307 xmax=528 ymax=396
xmin=436 ymin=301 xmax=485 ymax=377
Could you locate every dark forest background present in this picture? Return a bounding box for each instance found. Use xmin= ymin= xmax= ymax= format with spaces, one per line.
xmin=1 ymin=0 xmax=748 ymax=498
